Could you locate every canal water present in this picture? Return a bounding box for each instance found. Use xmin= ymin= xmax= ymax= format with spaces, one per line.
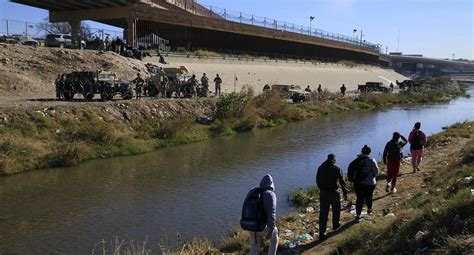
xmin=1 ymin=88 xmax=473 ymax=254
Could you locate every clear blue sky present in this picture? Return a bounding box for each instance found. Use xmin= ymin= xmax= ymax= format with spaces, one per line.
xmin=1 ymin=0 xmax=472 ymax=59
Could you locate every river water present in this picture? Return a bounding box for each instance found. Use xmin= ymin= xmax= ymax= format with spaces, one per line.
xmin=1 ymin=88 xmax=473 ymax=254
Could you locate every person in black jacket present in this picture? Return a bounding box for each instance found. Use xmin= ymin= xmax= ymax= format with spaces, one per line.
xmin=383 ymin=132 xmax=408 ymax=194
xmin=316 ymin=154 xmax=348 ymax=240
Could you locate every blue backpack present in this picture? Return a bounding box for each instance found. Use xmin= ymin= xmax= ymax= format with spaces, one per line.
xmin=240 ymin=188 xmax=267 ymax=232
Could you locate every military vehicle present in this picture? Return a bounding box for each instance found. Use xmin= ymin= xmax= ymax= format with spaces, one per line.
xmin=268 ymin=84 xmax=310 ymax=103
xmin=396 ymin=79 xmax=424 ymax=91
xmin=56 ymin=71 xmax=133 ymax=101
xmin=358 ymin=82 xmax=390 ymax=93
xmin=146 ymin=65 xmax=202 ymax=98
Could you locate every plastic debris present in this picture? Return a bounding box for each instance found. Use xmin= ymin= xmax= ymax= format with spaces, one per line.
xmin=305 ymin=207 xmax=315 ymax=213
xmin=463 ymin=176 xmax=472 ymax=184
xmin=281 ymin=229 xmax=293 ymax=237
xmin=284 ymin=233 xmax=314 ymax=249
xmin=415 ymin=230 xmax=428 ymax=240
xmin=385 ymin=213 xmax=396 ymax=217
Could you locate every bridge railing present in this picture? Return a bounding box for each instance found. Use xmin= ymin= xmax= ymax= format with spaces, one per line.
xmin=187 ymin=4 xmax=382 ymax=53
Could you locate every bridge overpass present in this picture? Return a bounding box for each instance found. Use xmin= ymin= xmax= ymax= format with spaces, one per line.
xmin=12 ymin=0 xmax=388 ymax=65
xmin=389 ymin=53 xmax=474 ymax=78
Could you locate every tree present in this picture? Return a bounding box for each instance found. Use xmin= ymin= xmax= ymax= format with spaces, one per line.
xmin=36 ymin=18 xmax=92 ymax=38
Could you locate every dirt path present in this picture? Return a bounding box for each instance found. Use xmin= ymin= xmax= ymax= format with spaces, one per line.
xmin=275 ymin=136 xmax=468 ymax=255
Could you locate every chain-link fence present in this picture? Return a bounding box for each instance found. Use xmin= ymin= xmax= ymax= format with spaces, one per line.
xmin=186 ymin=3 xmax=381 ymax=53
xmin=0 ymin=19 xmax=123 ymax=40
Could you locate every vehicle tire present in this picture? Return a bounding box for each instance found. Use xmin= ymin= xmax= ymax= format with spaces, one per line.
xmin=122 ymin=90 xmax=133 ymax=100
xmin=64 ymin=92 xmax=74 ymax=101
xmin=100 ymin=93 xmax=109 ymax=101
xmin=83 ymin=92 xmax=94 ymax=101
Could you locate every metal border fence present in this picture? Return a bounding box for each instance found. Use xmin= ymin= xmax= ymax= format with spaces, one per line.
xmin=188 ymin=3 xmax=381 ymax=53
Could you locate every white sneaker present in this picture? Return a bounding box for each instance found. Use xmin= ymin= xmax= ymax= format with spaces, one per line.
xmin=390 ymin=188 xmax=397 ymax=194
xmin=385 ymin=183 xmax=391 ymax=193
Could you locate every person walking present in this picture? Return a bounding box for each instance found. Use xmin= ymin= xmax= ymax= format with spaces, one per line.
xmin=242 ymin=174 xmax=279 ymax=255
xmin=348 ymin=145 xmax=379 ymax=220
xmin=408 ymin=122 xmax=427 ymax=173
xmin=316 ymin=154 xmax=348 ymax=240
xmin=383 ymin=132 xmax=408 ymax=194
xmin=214 ymin=74 xmax=222 ymax=96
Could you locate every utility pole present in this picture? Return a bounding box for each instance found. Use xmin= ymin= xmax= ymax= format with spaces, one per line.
xmin=397 ymin=29 xmax=400 ymax=51
xmin=360 ymin=30 xmax=364 ymax=46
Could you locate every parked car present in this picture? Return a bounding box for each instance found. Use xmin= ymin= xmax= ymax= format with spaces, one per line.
xmin=45 ymin=34 xmax=73 ymax=48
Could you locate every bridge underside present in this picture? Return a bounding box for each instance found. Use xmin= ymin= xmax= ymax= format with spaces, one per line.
xmin=12 ymin=0 xmax=388 ymax=65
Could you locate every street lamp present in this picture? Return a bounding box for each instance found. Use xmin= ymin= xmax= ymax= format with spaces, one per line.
xmin=309 ymin=16 xmax=315 ymax=36
xmin=354 ymin=28 xmax=364 ymax=46
xmin=353 ymin=29 xmax=357 ymax=40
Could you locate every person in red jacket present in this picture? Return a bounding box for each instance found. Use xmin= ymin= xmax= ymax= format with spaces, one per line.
xmin=408 ymin=122 xmax=427 ymax=173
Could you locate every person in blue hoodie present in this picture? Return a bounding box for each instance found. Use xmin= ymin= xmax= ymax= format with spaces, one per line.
xmin=249 ymin=174 xmax=278 ymax=255
xmin=353 ymin=145 xmax=379 ymax=220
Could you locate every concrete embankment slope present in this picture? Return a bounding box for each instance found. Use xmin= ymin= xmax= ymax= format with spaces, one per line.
xmin=147 ymin=56 xmax=407 ymax=93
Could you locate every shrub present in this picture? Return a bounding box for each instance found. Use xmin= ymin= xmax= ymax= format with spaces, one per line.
xmin=48 ymin=142 xmax=87 ymax=167
xmin=291 ymin=186 xmax=320 ymax=207
xmin=215 ymin=88 xmax=253 ymax=120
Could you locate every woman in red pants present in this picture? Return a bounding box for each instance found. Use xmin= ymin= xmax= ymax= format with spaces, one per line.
xmin=383 ymin=132 xmax=408 ymax=194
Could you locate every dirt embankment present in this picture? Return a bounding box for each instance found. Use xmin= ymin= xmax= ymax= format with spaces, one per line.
xmin=0 ymin=44 xmax=150 ymax=100
xmin=0 ymin=99 xmax=214 ymax=176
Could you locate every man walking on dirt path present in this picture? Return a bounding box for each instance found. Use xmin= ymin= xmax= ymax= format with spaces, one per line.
xmin=214 ymin=74 xmax=222 ymax=96
xmin=244 ymin=174 xmax=279 ymax=255
xmin=409 ymin=122 xmax=427 ymax=173
xmin=316 ymin=154 xmax=348 ymax=240
xmin=349 ymin=145 xmax=379 ymax=220
xmin=383 ymin=132 xmax=408 ymax=194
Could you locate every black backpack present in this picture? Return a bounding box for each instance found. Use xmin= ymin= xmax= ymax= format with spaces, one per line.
xmin=240 ymin=188 xmax=267 ymax=232
xmin=347 ymin=157 xmax=368 ymax=182
xmin=411 ymin=131 xmax=423 ymax=150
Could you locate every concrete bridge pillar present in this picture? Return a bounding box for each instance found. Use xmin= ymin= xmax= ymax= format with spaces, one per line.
xmin=126 ymin=17 xmax=137 ymax=47
xmin=69 ymin=20 xmax=82 ymax=49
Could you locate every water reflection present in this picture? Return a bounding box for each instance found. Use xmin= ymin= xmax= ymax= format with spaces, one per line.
xmin=1 ymin=88 xmax=473 ymax=254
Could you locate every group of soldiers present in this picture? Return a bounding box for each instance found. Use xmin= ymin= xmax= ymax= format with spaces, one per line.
xmin=304 ymin=84 xmax=347 ymax=96
xmin=131 ymin=72 xmax=223 ymax=100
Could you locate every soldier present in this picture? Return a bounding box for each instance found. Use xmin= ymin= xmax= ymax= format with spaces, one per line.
xmin=201 ymin=73 xmax=209 ymax=90
xmin=55 ymin=74 xmax=63 ymax=100
xmin=104 ymin=35 xmax=110 ymax=51
xmin=305 ymin=85 xmax=312 ymax=93
xmin=189 ymin=74 xmax=199 ymax=98
xmin=317 ymin=84 xmax=323 ymax=94
xmin=390 ymin=82 xmax=394 ymax=92
xmin=340 ymin=84 xmax=347 ymax=96
xmin=132 ymin=73 xmax=145 ymax=100
xmin=214 ymin=74 xmax=222 ymax=96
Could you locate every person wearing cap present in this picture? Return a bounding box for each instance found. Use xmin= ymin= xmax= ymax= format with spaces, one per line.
xmin=383 ymin=132 xmax=408 ymax=194
xmin=353 ymin=145 xmax=379 ymax=220
xmin=316 ymin=154 xmax=348 ymax=240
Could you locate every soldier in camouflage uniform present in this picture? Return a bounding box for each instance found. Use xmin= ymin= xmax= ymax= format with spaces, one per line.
xmin=132 ymin=73 xmax=145 ymax=100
